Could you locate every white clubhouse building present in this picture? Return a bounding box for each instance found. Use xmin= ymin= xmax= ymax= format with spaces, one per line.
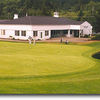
xmin=0 ymin=13 xmax=92 ymax=40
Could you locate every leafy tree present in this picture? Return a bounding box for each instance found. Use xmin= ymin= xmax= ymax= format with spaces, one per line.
xmin=95 ymin=8 xmax=100 ymax=32
xmin=0 ymin=0 xmax=99 ymax=32
xmin=77 ymin=9 xmax=84 ymax=21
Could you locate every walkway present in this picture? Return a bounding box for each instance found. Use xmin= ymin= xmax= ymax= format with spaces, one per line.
xmin=0 ymin=37 xmax=91 ymax=43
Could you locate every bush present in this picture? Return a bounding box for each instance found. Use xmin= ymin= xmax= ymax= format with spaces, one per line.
xmin=12 ymin=38 xmax=15 ymax=40
xmin=9 ymin=36 xmax=13 ymax=39
xmin=9 ymin=36 xmax=15 ymax=40
xmin=84 ymin=34 xmax=90 ymax=38
xmin=91 ymin=34 xmax=100 ymax=40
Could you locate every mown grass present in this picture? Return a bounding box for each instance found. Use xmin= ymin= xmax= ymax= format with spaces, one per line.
xmin=0 ymin=41 xmax=100 ymax=94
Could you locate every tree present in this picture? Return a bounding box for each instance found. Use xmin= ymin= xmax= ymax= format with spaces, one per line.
xmin=0 ymin=0 xmax=99 ymax=32
xmin=95 ymin=8 xmax=100 ymax=32
xmin=77 ymin=9 xmax=84 ymax=21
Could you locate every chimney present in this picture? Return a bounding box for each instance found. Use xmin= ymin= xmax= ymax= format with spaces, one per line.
xmin=14 ymin=14 xmax=18 ymax=19
xmin=53 ymin=12 xmax=59 ymax=18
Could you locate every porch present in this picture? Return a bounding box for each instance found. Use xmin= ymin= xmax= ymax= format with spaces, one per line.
xmin=51 ymin=30 xmax=83 ymax=38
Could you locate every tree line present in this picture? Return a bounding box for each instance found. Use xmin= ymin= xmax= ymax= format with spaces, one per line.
xmin=0 ymin=0 xmax=100 ymax=32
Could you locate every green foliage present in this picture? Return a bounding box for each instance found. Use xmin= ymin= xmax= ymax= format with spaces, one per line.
xmin=77 ymin=9 xmax=84 ymax=21
xmin=84 ymin=34 xmax=90 ymax=38
xmin=94 ymin=7 xmax=100 ymax=32
xmin=92 ymin=34 xmax=100 ymax=40
xmin=0 ymin=0 xmax=100 ymax=32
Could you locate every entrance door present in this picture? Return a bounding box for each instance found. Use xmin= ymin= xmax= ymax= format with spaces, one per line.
xmin=74 ymin=30 xmax=79 ymax=37
xmin=41 ymin=32 xmax=43 ymax=38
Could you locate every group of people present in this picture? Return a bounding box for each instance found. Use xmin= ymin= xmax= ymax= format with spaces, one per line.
xmin=28 ymin=36 xmax=36 ymax=45
xmin=60 ymin=38 xmax=69 ymax=44
xmin=28 ymin=36 xmax=69 ymax=45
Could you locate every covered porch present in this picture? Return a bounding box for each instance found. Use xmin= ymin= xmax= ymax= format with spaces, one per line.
xmin=51 ymin=29 xmax=83 ymax=38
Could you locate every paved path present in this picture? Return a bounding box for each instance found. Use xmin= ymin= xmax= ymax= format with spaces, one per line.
xmin=0 ymin=37 xmax=94 ymax=43
xmin=42 ymin=37 xmax=91 ymax=43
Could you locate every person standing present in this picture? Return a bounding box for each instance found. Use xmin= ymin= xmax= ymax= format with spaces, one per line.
xmin=60 ymin=38 xmax=63 ymax=43
xmin=65 ymin=40 xmax=69 ymax=44
xmin=28 ymin=36 xmax=33 ymax=44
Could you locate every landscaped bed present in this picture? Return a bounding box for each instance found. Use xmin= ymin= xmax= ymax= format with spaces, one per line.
xmin=0 ymin=41 xmax=100 ymax=94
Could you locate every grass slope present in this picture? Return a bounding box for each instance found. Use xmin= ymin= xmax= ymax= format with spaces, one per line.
xmin=0 ymin=41 xmax=100 ymax=94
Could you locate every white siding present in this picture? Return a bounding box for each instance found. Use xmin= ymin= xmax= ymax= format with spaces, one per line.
xmin=70 ymin=25 xmax=80 ymax=30
xmin=0 ymin=25 xmax=32 ymax=40
xmin=31 ymin=25 xmax=70 ymax=30
xmin=0 ymin=22 xmax=93 ymax=40
xmin=80 ymin=21 xmax=92 ymax=35
xmin=0 ymin=24 xmax=70 ymax=40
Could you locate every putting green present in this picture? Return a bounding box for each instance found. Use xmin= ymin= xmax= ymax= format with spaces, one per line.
xmin=0 ymin=42 xmax=95 ymax=77
xmin=0 ymin=41 xmax=100 ymax=94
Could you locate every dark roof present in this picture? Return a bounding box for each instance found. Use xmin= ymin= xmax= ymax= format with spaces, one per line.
xmin=0 ymin=16 xmax=84 ymax=25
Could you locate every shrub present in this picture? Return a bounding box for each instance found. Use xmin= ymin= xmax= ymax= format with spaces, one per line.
xmin=91 ymin=34 xmax=100 ymax=40
xmin=12 ymin=38 xmax=15 ymax=40
xmin=9 ymin=36 xmax=13 ymax=39
xmin=9 ymin=36 xmax=15 ymax=40
xmin=84 ymin=34 xmax=90 ymax=38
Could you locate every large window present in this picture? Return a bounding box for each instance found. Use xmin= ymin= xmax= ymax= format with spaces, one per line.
xmin=21 ymin=31 xmax=26 ymax=36
xmin=45 ymin=31 xmax=49 ymax=36
xmin=1 ymin=30 xmax=5 ymax=35
xmin=15 ymin=30 xmax=20 ymax=36
xmin=33 ymin=31 xmax=38 ymax=37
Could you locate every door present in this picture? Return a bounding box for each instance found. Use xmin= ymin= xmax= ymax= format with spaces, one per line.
xmin=41 ymin=32 xmax=43 ymax=38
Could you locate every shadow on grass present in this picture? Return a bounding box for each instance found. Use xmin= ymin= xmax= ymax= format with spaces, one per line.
xmin=92 ymin=52 xmax=100 ymax=59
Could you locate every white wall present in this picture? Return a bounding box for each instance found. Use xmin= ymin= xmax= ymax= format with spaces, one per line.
xmin=38 ymin=30 xmax=51 ymax=40
xmin=14 ymin=30 xmax=32 ymax=40
xmin=0 ymin=24 xmax=53 ymax=40
xmin=0 ymin=25 xmax=33 ymax=40
xmin=0 ymin=30 xmax=13 ymax=38
xmin=80 ymin=21 xmax=92 ymax=35
xmin=0 ymin=22 xmax=92 ymax=40
xmin=0 ymin=24 xmax=70 ymax=40
xmin=70 ymin=25 xmax=80 ymax=30
xmin=31 ymin=25 xmax=70 ymax=30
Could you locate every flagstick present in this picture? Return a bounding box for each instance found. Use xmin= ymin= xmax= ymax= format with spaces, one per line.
xmin=33 ymin=37 xmax=36 ymax=45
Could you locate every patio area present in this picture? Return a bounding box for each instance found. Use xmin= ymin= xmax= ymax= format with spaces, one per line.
xmin=42 ymin=37 xmax=91 ymax=43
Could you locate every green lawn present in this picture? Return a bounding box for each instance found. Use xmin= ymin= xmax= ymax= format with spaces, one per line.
xmin=0 ymin=41 xmax=100 ymax=94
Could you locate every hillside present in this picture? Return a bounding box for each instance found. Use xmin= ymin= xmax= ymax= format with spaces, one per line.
xmin=0 ymin=0 xmax=100 ymax=32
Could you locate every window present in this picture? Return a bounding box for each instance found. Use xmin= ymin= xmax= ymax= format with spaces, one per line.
xmin=1 ymin=30 xmax=5 ymax=35
xmin=21 ymin=31 xmax=26 ymax=36
xmin=15 ymin=30 xmax=20 ymax=36
xmin=33 ymin=31 xmax=38 ymax=37
xmin=45 ymin=31 xmax=49 ymax=36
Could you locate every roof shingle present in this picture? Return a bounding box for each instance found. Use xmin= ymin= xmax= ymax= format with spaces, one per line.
xmin=0 ymin=16 xmax=84 ymax=25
